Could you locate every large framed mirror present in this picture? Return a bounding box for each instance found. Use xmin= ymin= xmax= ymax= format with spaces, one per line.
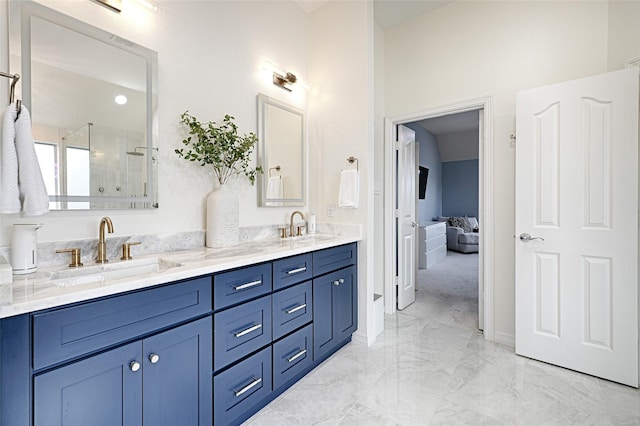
xmin=9 ymin=1 xmax=158 ymax=210
xmin=257 ymin=93 xmax=305 ymax=207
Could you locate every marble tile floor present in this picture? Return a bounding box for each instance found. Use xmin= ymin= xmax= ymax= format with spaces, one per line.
xmin=244 ymin=253 xmax=640 ymax=425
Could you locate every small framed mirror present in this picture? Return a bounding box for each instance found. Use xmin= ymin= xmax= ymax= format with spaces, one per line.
xmin=9 ymin=1 xmax=159 ymax=210
xmin=257 ymin=93 xmax=305 ymax=207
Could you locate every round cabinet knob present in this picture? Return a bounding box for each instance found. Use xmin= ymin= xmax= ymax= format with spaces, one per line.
xmin=149 ymin=353 xmax=160 ymax=364
xmin=333 ymin=280 xmax=340 ymax=286
xmin=339 ymin=278 xmax=345 ymax=284
xmin=129 ymin=361 xmax=141 ymax=372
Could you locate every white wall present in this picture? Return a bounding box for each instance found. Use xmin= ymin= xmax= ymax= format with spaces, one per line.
xmin=383 ymin=0 xmax=640 ymax=343
xmin=309 ymin=0 xmax=374 ymax=343
xmin=373 ymin=22 xmax=385 ymax=298
xmin=0 ymin=0 xmax=310 ymax=244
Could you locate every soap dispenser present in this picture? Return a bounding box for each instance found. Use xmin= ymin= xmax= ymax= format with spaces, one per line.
xmin=11 ymin=223 xmax=43 ymax=275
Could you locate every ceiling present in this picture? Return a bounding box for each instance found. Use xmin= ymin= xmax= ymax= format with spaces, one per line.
xmin=373 ymin=0 xmax=454 ymax=29
xmin=295 ymin=0 xmax=454 ymax=29
xmin=414 ymin=110 xmax=479 ymax=136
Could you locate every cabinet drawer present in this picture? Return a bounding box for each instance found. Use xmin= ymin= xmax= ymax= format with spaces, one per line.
xmin=425 ymin=222 xmax=446 ymax=239
xmin=214 ymin=295 xmax=272 ymax=371
xmin=312 ymin=243 xmax=357 ymax=277
xmin=272 ymin=281 xmax=312 ymax=340
xmin=426 ymin=233 xmax=446 ymax=251
xmin=272 ymin=253 xmax=312 ymax=290
xmin=214 ymin=263 xmax=272 ymax=310
xmin=32 ymin=277 xmax=211 ymax=371
xmin=213 ymin=346 xmax=272 ymax=426
xmin=273 ymin=324 xmax=312 ymax=390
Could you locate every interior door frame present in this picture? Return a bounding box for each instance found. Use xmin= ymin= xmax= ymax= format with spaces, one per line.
xmin=383 ymin=96 xmax=495 ymax=340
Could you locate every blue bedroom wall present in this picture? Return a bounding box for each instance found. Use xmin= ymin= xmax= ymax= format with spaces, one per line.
xmin=442 ymin=159 xmax=478 ymax=218
xmin=405 ymin=123 xmax=442 ymax=223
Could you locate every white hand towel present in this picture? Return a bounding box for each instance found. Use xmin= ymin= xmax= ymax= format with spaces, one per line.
xmin=1 ymin=104 xmax=21 ymax=214
xmin=265 ymin=175 xmax=283 ymax=207
xmin=1 ymin=104 xmax=49 ymax=216
xmin=266 ymin=175 xmax=283 ymax=199
xmin=338 ymin=169 xmax=359 ymax=208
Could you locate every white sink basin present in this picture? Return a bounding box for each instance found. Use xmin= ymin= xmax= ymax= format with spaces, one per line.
xmin=47 ymin=257 xmax=183 ymax=288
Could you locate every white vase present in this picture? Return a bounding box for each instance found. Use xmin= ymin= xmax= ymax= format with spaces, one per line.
xmin=206 ymin=184 xmax=239 ymax=248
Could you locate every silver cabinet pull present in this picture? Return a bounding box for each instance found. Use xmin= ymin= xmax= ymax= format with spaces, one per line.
xmin=339 ymin=278 xmax=344 ymax=284
xmin=234 ymin=377 xmax=262 ymax=397
xmin=286 ymin=349 xmax=307 ymax=363
xmin=129 ymin=361 xmax=141 ymax=372
xmin=234 ymin=323 xmax=262 ymax=338
xmin=286 ymin=303 xmax=307 ymax=314
xmin=149 ymin=353 xmax=160 ymax=364
xmin=287 ymin=267 xmax=307 ymax=275
xmin=333 ymin=280 xmax=340 ymax=286
xmin=233 ymin=280 xmax=262 ymax=291
xmin=519 ymin=232 xmax=544 ymax=242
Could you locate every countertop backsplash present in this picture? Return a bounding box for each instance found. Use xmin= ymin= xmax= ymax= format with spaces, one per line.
xmin=0 ymin=222 xmax=361 ymax=270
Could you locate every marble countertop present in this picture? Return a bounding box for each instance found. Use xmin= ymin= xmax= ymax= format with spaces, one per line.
xmin=0 ymin=234 xmax=360 ymax=319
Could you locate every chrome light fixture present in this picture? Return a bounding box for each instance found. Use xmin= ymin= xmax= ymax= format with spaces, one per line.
xmin=273 ymin=71 xmax=297 ymax=92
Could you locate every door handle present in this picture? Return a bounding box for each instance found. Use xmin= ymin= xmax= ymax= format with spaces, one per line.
xmin=519 ymin=233 xmax=544 ymax=242
xmin=411 ymin=221 xmax=418 ymax=228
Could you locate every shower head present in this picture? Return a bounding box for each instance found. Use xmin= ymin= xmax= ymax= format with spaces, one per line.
xmin=127 ymin=146 xmax=150 ymax=156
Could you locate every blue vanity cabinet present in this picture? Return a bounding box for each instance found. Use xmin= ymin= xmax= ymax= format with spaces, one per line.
xmin=1 ymin=276 xmax=213 ymax=426
xmin=0 ymin=241 xmax=358 ymax=426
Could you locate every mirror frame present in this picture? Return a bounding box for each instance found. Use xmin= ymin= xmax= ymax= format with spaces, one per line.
xmin=10 ymin=1 xmax=159 ymax=209
xmin=257 ymin=93 xmax=306 ymax=207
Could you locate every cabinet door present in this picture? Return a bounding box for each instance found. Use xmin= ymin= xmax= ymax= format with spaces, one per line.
xmin=313 ymin=266 xmax=358 ymax=362
xmin=334 ymin=265 xmax=357 ymax=343
xmin=34 ymin=342 xmax=142 ymax=426
xmin=143 ymin=317 xmax=212 ymax=426
xmin=312 ymin=271 xmax=336 ymax=361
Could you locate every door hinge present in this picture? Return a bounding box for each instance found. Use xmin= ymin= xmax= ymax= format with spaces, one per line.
xmin=394 ymin=140 xmax=400 ymax=150
xmin=394 ymin=276 xmax=399 ymax=287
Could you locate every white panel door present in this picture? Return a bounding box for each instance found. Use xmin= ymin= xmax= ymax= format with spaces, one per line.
xmin=397 ymin=124 xmax=417 ymax=310
xmin=515 ymin=68 xmax=639 ymax=387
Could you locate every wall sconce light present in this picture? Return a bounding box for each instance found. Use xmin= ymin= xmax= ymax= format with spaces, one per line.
xmin=273 ymin=71 xmax=297 ymax=92
xmin=93 ymin=0 xmax=123 ymax=13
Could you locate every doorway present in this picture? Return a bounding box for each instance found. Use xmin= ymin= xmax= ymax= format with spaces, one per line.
xmin=408 ymin=111 xmax=480 ymax=328
xmin=383 ymin=97 xmax=495 ymax=340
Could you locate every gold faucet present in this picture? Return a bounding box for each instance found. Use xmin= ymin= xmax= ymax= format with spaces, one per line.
xmin=289 ymin=210 xmax=305 ymax=237
xmin=97 ymin=217 xmax=114 ymax=263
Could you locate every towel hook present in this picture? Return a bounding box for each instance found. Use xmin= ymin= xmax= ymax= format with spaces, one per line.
xmin=346 ymin=156 xmax=358 ymax=172
xmin=1 ymin=71 xmax=22 ymax=120
xmin=269 ymin=165 xmax=281 ymax=177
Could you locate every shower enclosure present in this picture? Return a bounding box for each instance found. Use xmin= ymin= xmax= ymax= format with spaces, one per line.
xmin=59 ymin=123 xmax=156 ymax=209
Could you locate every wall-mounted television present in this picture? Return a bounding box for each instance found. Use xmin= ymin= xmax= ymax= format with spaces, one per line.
xmin=418 ymin=166 xmax=429 ymax=199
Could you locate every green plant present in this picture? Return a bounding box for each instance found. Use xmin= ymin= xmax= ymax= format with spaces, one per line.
xmin=176 ymin=111 xmax=262 ymax=185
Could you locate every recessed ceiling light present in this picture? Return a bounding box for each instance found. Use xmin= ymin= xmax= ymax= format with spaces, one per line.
xmin=115 ymin=95 xmax=128 ymax=105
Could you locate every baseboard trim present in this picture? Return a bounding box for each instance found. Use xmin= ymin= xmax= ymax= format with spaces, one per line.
xmin=493 ymin=331 xmax=515 ymax=348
